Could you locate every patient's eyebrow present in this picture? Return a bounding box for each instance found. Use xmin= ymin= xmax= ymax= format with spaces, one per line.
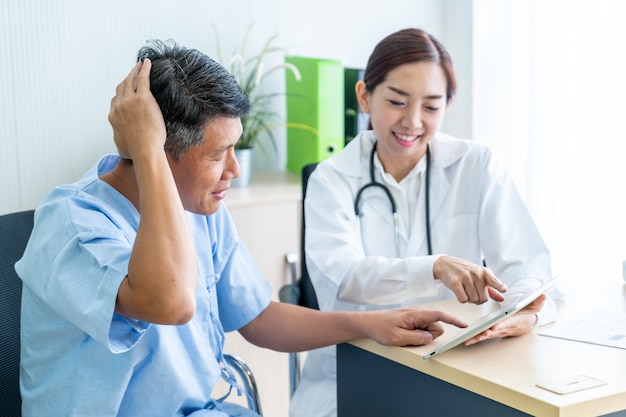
xmin=209 ymin=144 xmax=232 ymax=157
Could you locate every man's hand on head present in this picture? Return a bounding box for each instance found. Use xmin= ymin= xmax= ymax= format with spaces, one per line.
xmin=108 ymin=58 xmax=166 ymax=160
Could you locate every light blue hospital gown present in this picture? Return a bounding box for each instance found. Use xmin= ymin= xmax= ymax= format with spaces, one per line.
xmin=16 ymin=154 xmax=271 ymax=417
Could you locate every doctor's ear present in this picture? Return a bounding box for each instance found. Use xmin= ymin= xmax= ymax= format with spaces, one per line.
xmin=445 ymin=96 xmax=455 ymax=111
xmin=355 ymin=80 xmax=371 ymax=114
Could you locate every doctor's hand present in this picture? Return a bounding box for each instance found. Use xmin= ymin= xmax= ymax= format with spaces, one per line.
xmin=108 ymin=58 xmax=166 ymax=160
xmin=464 ymin=294 xmax=547 ymax=346
xmin=433 ymin=255 xmax=507 ymax=305
xmin=364 ymin=307 xmax=468 ymax=347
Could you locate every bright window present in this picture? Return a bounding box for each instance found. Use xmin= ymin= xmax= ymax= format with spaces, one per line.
xmin=472 ymin=0 xmax=626 ymax=279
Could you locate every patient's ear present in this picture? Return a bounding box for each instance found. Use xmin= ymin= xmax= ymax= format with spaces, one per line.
xmin=355 ymin=80 xmax=371 ymax=114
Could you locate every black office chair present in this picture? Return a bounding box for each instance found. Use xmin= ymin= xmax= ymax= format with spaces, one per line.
xmin=280 ymin=163 xmax=320 ymax=397
xmin=0 ymin=209 xmax=262 ymax=416
xmin=0 ymin=209 xmax=34 ymax=417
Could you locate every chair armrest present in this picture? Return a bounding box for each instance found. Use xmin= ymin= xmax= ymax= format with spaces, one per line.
xmin=223 ymin=353 xmax=263 ymax=416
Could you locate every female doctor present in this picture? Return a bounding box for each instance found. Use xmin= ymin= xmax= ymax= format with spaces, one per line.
xmin=289 ymin=28 xmax=558 ymax=417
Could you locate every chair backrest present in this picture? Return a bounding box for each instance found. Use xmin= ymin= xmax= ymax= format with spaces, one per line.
xmin=298 ymin=163 xmax=319 ymax=310
xmin=0 ymin=209 xmax=34 ymax=417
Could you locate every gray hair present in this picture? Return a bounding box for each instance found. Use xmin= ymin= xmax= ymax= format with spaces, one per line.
xmin=137 ymin=39 xmax=250 ymax=161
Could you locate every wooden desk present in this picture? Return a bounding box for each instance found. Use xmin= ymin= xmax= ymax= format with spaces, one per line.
xmin=338 ymin=276 xmax=626 ymax=417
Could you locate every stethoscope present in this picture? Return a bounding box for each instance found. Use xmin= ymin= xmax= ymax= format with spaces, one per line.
xmin=353 ymin=141 xmax=432 ymax=257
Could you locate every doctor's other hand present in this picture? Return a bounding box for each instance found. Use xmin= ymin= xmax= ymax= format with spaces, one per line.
xmin=464 ymin=294 xmax=547 ymax=346
xmin=363 ymin=307 xmax=468 ymax=347
xmin=108 ymin=58 xmax=167 ymax=160
xmin=433 ymin=255 xmax=507 ymax=305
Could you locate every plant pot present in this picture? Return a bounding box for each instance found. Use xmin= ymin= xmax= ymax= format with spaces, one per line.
xmin=232 ymin=148 xmax=254 ymax=187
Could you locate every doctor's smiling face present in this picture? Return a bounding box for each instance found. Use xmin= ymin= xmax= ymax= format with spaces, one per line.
xmin=355 ymin=28 xmax=456 ymax=181
xmin=356 ymin=61 xmax=449 ymax=174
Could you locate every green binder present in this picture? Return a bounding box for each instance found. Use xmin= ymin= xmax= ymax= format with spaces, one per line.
xmin=285 ymin=56 xmax=344 ymax=173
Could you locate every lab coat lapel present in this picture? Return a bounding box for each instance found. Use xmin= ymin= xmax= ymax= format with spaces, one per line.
xmin=407 ymin=162 xmax=449 ymax=256
xmin=406 ymin=134 xmax=468 ymax=256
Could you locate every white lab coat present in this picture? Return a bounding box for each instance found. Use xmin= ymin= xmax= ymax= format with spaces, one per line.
xmin=289 ymin=131 xmax=558 ymax=417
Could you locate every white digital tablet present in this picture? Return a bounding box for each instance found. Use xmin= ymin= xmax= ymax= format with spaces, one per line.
xmin=423 ymin=277 xmax=559 ymax=359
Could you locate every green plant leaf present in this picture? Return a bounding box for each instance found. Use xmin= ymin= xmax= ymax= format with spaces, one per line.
xmin=211 ymin=22 xmax=313 ymax=158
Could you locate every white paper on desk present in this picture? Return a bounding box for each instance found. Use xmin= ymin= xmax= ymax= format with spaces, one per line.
xmin=539 ymin=310 xmax=626 ymax=349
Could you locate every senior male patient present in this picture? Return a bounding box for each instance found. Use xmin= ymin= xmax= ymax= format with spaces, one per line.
xmin=15 ymin=39 xmax=466 ymax=417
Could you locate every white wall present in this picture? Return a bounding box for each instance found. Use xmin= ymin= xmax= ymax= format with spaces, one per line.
xmin=1 ymin=0 xmax=472 ymax=214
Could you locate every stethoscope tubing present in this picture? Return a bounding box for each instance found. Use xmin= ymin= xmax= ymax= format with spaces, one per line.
xmin=353 ymin=141 xmax=432 ymax=256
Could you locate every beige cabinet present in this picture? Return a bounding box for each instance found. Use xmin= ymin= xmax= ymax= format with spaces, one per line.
xmin=216 ymin=170 xmax=301 ymax=417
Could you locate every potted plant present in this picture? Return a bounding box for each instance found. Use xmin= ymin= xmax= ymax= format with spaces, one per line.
xmin=212 ymin=23 xmax=315 ymax=187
